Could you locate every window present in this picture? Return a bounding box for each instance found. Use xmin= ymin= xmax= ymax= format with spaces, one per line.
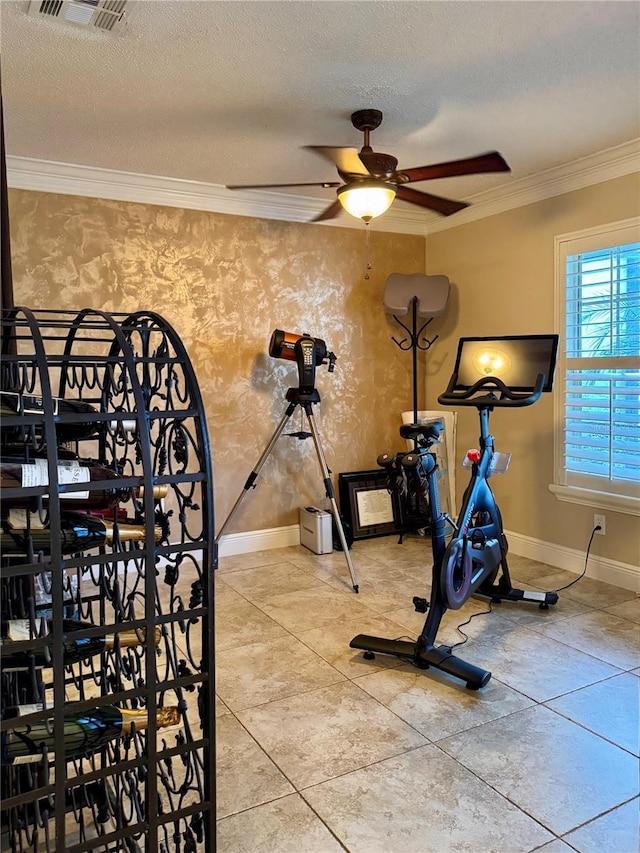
xmin=551 ymin=219 xmax=640 ymax=515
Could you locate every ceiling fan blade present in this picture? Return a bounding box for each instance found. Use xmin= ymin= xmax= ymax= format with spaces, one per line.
xmin=311 ymin=199 xmax=343 ymax=222
xmin=305 ymin=146 xmax=370 ymax=177
xmin=399 ymin=151 xmax=510 ymax=184
xmin=227 ymin=181 xmax=341 ymax=189
xmin=395 ymin=186 xmax=469 ymax=216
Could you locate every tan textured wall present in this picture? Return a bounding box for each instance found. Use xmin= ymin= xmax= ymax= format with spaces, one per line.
xmin=8 ymin=190 xmax=427 ymax=533
xmin=424 ymin=173 xmax=640 ymax=568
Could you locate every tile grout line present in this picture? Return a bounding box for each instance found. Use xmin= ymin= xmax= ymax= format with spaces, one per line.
xmin=214 ymin=547 xmax=638 ymax=849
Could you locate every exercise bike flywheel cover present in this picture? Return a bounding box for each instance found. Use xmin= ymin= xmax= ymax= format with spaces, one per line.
xmin=441 ymin=537 xmax=473 ymax=610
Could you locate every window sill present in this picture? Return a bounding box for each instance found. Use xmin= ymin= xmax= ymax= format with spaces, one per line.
xmin=548 ymin=484 xmax=640 ymax=516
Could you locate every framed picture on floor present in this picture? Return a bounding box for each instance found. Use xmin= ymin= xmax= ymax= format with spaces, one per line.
xmin=338 ymin=469 xmax=402 ymax=541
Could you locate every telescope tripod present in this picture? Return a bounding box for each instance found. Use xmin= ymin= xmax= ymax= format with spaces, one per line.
xmin=215 ymin=386 xmax=359 ymax=593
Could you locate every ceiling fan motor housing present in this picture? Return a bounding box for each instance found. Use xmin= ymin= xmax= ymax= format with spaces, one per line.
xmin=350 ymin=109 xmax=384 ymax=132
xmin=358 ymin=151 xmax=398 ymax=180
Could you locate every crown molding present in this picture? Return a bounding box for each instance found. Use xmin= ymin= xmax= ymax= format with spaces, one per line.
xmin=7 ymin=138 xmax=639 ymax=236
xmin=423 ymin=138 xmax=640 ymax=234
xmin=5 ymin=156 xmax=429 ymax=235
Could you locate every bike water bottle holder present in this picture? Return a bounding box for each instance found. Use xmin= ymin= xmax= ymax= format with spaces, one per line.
xmin=463 ymin=450 xmax=512 ymax=474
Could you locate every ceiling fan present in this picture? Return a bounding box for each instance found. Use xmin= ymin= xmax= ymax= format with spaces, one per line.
xmin=226 ymin=109 xmax=510 ymax=223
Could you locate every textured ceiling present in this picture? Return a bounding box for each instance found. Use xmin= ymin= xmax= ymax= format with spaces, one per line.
xmin=1 ymin=0 xmax=639 ymax=216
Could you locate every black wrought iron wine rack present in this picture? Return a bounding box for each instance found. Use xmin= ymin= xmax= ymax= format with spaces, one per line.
xmin=0 ymin=307 xmax=216 ymax=852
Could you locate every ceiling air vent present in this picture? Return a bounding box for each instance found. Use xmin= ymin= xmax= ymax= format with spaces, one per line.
xmin=27 ymin=0 xmax=136 ymax=34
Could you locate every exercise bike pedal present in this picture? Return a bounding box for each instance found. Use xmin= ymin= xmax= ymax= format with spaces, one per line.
xmin=412 ymin=596 xmax=429 ymax=613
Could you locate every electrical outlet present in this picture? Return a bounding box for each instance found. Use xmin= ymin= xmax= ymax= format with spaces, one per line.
xmin=594 ymin=513 xmax=606 ymax=535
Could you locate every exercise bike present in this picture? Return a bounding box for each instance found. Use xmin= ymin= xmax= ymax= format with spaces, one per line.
xmin=350 ymin=334 xmax=560 ymax=690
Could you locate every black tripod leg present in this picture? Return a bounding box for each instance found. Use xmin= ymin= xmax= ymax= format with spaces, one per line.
xmin=215 ymin=402 xmax=297 ymax=543
xmin=304 ymin=405 xmax=359 ymax=593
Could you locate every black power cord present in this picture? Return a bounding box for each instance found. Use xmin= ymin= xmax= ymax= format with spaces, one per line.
xmin=552 ymin=524 xmax=601 ymax=593
xmin=449 ymin=523 xmax=601 ymax=642
xmin=393 ymin=603 xmax=495 ymax=659
xmin=444 ymin=525 xmax=601 ymax=649
xmin=446 ymin=603 xmax=494 ymax=651
xmin=392 ymin=527 xmax=602 ymax=659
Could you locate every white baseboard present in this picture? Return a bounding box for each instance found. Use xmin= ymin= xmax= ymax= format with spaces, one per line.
xmin=217 ymin=524 xmax=300 ymax=557
xmin=505 ymin=529 xmax=640 ymax=593
xmin=216 ymin=523 xmax=639 ymax=593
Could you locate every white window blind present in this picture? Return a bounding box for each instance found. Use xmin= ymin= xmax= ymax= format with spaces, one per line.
xmin=555 ymin=221 xmax=640 ymax=506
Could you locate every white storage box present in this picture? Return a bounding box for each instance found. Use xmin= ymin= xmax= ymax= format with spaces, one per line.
xmin=299 ymin=506 xmax=333 ymax=554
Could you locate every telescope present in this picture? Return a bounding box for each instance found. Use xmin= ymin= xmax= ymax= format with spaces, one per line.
xmin=215 ymin=328 xmax=358 ymax=592
xmin=269 ymin=329 xmax=336 ymax=393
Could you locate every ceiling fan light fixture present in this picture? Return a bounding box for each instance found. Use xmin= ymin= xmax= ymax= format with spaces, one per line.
xmin=227 ymin=110 xmax=509 ymax=223
xmin=337 ymin=181 xmax=396 ymax=222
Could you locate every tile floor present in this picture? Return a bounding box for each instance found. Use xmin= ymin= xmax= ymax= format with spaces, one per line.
xmin=214 ymin=536 xmax=639 ymax=853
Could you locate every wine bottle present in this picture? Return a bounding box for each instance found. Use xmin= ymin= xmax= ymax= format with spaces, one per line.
xmin=0 ymin=512 xmax=163 ymax=556
xmin=83 ymin=483 xmax=168 ymax=509
xmin=0 ymin=459 xmax=131 ymax=510
xmin=33 ymin=570 xmax=80 ymax=620
xmin=0 ymin=619 xmax=162 ymax=670
xmin=1 ymin=456 xmax=168 ymax=511
xmin=1 ymin=705 xmax=181 ymax=765
xmin=87 ymin=485 xmax=168 ymax=520
xmin=1 ymin=391 xmax=136 ymax=443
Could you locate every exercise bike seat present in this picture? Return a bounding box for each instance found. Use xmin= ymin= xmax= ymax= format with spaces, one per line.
xmin=399 ymin=422 xmax=442 ymax=446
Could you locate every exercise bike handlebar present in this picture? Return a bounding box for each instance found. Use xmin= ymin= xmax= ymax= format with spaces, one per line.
xmin=437 ymin=372 xmax=546 ymax=408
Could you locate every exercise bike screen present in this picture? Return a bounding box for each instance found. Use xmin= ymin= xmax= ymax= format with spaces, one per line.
xmin=453 ymin=335 xmax=559 ymax=392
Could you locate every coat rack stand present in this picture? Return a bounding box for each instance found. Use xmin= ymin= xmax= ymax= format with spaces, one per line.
xmin=384 ymin=272 xmax=450 ymax=428
xmin=390 ymin=296 xmax=439 ymax=428
xmin=383 ymin=273 xmax=450 ymax=536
